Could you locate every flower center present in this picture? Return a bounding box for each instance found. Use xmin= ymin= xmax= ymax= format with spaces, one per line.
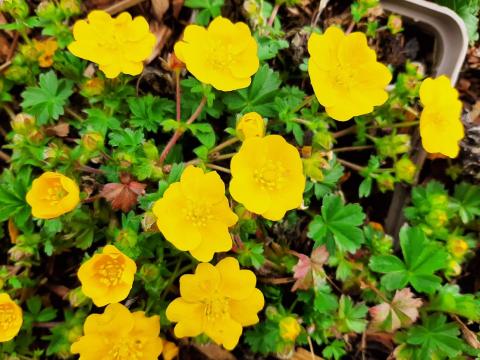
xmin=332 ymin=64 xmax=356 ymax=89
xmin=253 ymin=161 xmax=286 ymax=191
xmin=95 ymin=255 xmax=125 ymax=287
xmin=107 ymin=338 xmax=144 ymax=360
xmin=183 ymin=202 xmax=213 ymax=228
xmin=204 ymin=294 xmax=229 ymax=321
xmin=0 ymin=304 xmax=16 ymax=331
xmin=42 ymin=180 xmax=68 ymax=206
xmin=209 ymin=41 xmax=234 ymax=71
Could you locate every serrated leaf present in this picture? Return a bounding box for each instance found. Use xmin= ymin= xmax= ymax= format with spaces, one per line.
xmin=428 ymin=285 xmax=480 ymax=321
xmin=450 ymin=182 xmax=480 ymax=223
xmin=308 ymin=194 xmax=365 ymax=254
xmin=369 ymin=288 xmax=422 ymax=332
xmin=406 ymin=314 xmax=463 ymax=359
xmin=21 ymin=71 xmax=73 ymax=125
xmin=369 ymin=226 xmax=448 ymax=294
xmin=128 ymin=95 xmax=175 ymax=132
xmin=336 ymin=295 xmax=368 ymax=333
xmin=223 ymin=64 xmax=282 ymax=117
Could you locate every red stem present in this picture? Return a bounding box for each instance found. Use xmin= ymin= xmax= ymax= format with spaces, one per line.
xmin=159 ymin=97 xmax=207 ymax=165
xmin=175 ymin=70 xmax=181 ymax=123
xmin=268 ymin=3 xmax=281 ymax=27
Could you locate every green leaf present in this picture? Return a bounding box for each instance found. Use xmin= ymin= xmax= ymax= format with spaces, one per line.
xmin=223 ymin=64 xmax=282 ymax=117
xmin=185 ymin=0 xmax=224 ymax=25
xmin=323 ymin=340 xmax=347 ymax=360
xmin=369 ymin=227 xmax=448 ymax=294
xmin=256 ymin=35 xmax=290 ymax=61
xmin=435 ymin=0 xmax=479 ymax=43
xmin=0 ymin=167 xmax=32 ymax=227
xmin=189 ymin=123 xmax=216 ymax=148
xmin=237 ymin=241 xmax=265 ymax=269
xmin=128 ymin=95 xmax=175 ymax=132
xmin=82 ymin=109 xmax=121 ymax=136
xmin=21 ymin=71 xmax=73 ymax=125
xmin=428 ymin=285 xmax=480 ymax=321
xmin=450 ymin=182 xmax=480 ymax=223
xmin=336 ymin=295 xmax=368 ymax=333
xmin=308 ymin=194 xmax=365 ymax=254
xmin=108 ymin=129 xmax=144 ymax=151
xmin=406 ymin=314 xmax=463 ymax=359
xmin=244 ymin=320 xmax=280 ymax=355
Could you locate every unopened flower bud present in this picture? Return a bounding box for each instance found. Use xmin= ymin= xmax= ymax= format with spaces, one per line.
xmin=279 ymin=316 xmax=301 ymax=342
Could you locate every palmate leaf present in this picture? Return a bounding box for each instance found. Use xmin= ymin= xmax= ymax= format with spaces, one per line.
xmin=128 ymin=95 xmax=175 ymax=132
xmin=223 ymin=64 xmax=282 ymax=117
xmin=308 ymin=194 xmax=365 ymax=254
xmin=450 ymin=182 xmax=480 ymax=223
xmin=0 ymin=167 xmax=33 ymax=228
xmin=428 ymin=285 xmax=480 ymax=321
xmin=21 ymin=71 xmax=73 ymax=125
xmin=406 ymin=314 xmax=464 ymax=359
xmin=369 ymin=227 xmax=448 ymax=294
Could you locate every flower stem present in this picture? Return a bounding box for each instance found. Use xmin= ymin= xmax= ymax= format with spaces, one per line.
xmin=292 ymin=95 xmax=315 ymax=113
xmin=0 ymin=151 xmax=11 ymax=163
xmin=333 ymin=125 xmax=357 ymax=138
xmin=337 ymin=158 xmax=364 ymax=172
xmin=208 ymin=137 xmax=240 ymax=154
xmin=206 ymin=163 xmax=231 ymax=174
xmin=159 ymin=97 xmax=207 ymax=165
xmin=175 ymin=70 xmax=181 ymax=123
xmin=76 ymin=164 xmax=105 ymax=175
xmin=2 ymin=104 xmax=15 ymax=121
xmin=293 ymin=118 xmax=312 ymax=126
xmin=104 ymin=0 xmax=147 ymax=15
xmin=368 ymin=120 xmax=419 ymax=130
xmin=267 ymin=3 xmax=281 ymax=27
xmin=333 ymin=145 xmax=374 ymax=153
xmin=209 ymin=152 xmax=236 ymax=162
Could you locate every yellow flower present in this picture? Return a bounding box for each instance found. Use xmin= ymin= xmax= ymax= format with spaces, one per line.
xmin=174 ymin=16 xmax=259 ymax=91
xmin=152 ymin=166 xmax=238 ymax=262
xmin=166 ymin=257 xmax=264 ymax=350
xmin=279 ymin=316 xmax=301 ymax=342
xmin=68 ymin=10 xmax=155 ymax=78
xmin=230 ymin=135 xmax=305 ymax=221
xmin=71 ymin=303 xmax=163 ymax=359
xmin=236 ymin=112 xmax=265 ymax=140
xmin=161 ymin=338 xmax=179 ymax=360
xmin=308 ymin=26 xmax=391 ymax=121
xmin=33 ymin=38 xmax=58 ymax=67
xmin=26 ymin=172 xmax=80 ymax=219
xmin=77 ymin=245 xmax=137 ymax=307
xmin=0 ymin=293 xmax=22 ymax=342
xmin=419 ymin=76 xmax=464 ymax=158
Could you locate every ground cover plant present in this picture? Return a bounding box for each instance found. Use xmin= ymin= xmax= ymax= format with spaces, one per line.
xmin=0 ymin=0 xmax=480 ymax=359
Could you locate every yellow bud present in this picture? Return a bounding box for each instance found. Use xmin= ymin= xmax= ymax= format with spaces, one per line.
xmin=447 ymin=237 xmax=469 ymax=259
xmin=68 ymin=287 xmax=89 ymax=308
xmin=446 ymin=260 xmax=461 ymax=277
xmin=11 ymin=113 xmax=35 ymax=134
xmin=395 ymin=157 xmax=416 ymax=184
xmin=236 ymin=112 xmax=265 ymax=141
xmin=81 ymin=77 xmax=105 ymax=97
xmin=81 ymin=132 xmax=103 ymax=151
xmin=279 ymin=316 xmax=301 ymax=342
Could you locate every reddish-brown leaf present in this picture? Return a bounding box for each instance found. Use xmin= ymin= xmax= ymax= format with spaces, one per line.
xmin=369 ymin=288 xmax=422 ymax=332
xmin=291 ymin=246 xmax=329 ymax=291
xmin=100 ymin=177 xmax=146 ymax=212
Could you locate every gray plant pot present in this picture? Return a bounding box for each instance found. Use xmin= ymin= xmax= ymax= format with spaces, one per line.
xmin=379 ymin=0 xmax=469 ymax=236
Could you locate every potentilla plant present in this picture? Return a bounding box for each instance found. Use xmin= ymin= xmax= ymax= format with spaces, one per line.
xmin=0 ymin=0 xmax=479 ymax=359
